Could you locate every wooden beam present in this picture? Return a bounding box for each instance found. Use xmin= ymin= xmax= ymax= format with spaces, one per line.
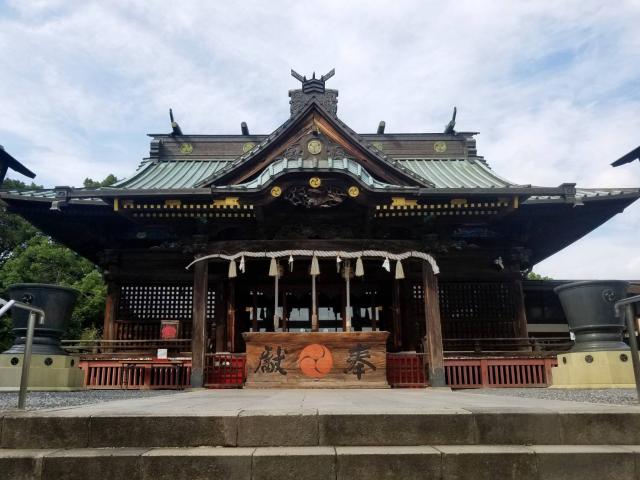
xmin=227 ymin=279 xmax=236 ymax=352
xmin=252 ymin=289 xmax=259 ymax=332
xmin=513 ymin=278 xmax=529 ymax=340
xmin=102 ymin=283 xmax=119 ymax=342
xmin=423 ymin=262 xmax=445 ymax=387
xmin=391 ymin=278 xmax=402 ymax=350
xmin=190 ymin=259 xmax=208 ymax=388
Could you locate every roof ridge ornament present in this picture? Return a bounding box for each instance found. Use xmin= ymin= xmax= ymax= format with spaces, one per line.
xmin=289 ymin=68 xmax=339 ymax=116
xmin=169 ymin=108 xmax=183 ymax=136
xmin=444 ymin=107 xmax=457 ymax=135
xmin=291 ymin=68 xmax=335 ymax=94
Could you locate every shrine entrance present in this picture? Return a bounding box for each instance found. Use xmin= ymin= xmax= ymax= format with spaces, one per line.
xmin=188 ymin=250 xmax=444 ymax=388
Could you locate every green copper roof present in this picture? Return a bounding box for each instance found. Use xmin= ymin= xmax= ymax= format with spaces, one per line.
xmin=219 ymin=157 xmax=407 ymax=191
xmin=397 ymin=158 xmax=515 ymax=188
xmin=110 ymin=157 xmax=516 ymax=190
xmin=112 ymin=159 xmax=228 ymax=189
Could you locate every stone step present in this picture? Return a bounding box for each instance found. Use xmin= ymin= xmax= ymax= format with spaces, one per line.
xmin=3 ymin=410 xmax=640 ymax=449
xmin=1 ymin=445 xmax=639 ymax=480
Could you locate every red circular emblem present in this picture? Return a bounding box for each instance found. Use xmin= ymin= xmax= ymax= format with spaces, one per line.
xmin=298 ymin=344 xmax=333 ymax=378
xmin=160 ymin=325 xmax=178 ymax=339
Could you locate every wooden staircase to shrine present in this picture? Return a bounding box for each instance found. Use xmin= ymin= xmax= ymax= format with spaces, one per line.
xmin=2 ymin=390 xmax=640 ymax=479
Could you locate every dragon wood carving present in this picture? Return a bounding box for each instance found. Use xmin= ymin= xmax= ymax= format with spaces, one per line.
xmin=284 ymin=186 xmax=346 ymax=208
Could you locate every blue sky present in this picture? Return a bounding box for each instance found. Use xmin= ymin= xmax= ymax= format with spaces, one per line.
xmin=1 ymin=0 xmax=639 ymax=278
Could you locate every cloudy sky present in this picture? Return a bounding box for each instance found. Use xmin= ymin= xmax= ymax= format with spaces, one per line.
xmin=1 ymin=0 xmax=639 ymax=278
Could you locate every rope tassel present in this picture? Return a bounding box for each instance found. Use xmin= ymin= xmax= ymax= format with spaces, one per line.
xmin=355 ymin=257 xmax=364 ymax=277
xmin=228 ymin=259 xmax=237 ymax=278
xmin=310 ymin=255 xmax=320 ymax=276
xmin=395 ymin=260 xmax=405 ymax=280
xmin=288 ymin=255 xmax=294 ymax=272
xmin=239 ymin=255 xmax=245 ymax=273
xmin=268 ymin=257 xmax=278 ymax=277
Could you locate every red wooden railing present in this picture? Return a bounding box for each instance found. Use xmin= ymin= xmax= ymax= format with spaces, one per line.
xmin=386 ymin=353 xmax=426 ymax=388
xmin=385 ymin=353 xmax=558 ymax=389
xmin=79 ymin=359 xmax=191 ymax=390
xmin=79 ymin=353 xmax=556 ymax=389
xmin=205 ymin=353 xmax=247 ymax=388
xmin=444 ymin=357 xmax=557 ymax=388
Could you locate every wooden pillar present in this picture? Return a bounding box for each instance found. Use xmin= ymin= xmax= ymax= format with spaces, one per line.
xmin=311 ymin=275 xmax=319 ymax=332
xmin=251 ymin=289 xmax=259 ymax=332
xmin=190 ymin=260 xmax=208 ymax=388
xmin=214 ymin=281 xmax=225 ymax=352
xmin=423 ymin=262 xmax=445 ymax=387
xmin=102 ymin=282 xmax=119 ymax=341
xmin=226 ymin=280 xmax=236 ymax=352
xmin=371 ymin=290 xmax=378 ymax=332
xmin=513 ymin=278 xmax=530 ymax=343
xmin=391 ymin=278 xmax=402 ymax=350
xmin=282 ymin=291 xmax=289 ymax=332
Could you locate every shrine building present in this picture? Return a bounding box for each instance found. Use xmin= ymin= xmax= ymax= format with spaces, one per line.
xmin=2 ymin=70 xmax=638 ymax=389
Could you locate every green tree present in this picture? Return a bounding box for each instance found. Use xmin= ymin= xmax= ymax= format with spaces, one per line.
xmin=0 ymin=175 xmax=116 ymax=350
xmin=0 ymin=178 xmax=42 ymax=264
xmin=527 ymin=271 xmax=553 ymax=281
xmin=83 ymin=174 xmax=118 ymax=188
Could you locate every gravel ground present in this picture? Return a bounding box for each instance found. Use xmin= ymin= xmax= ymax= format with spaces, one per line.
xmin=468 ymin=388 xmax=639 ymax=405
xmin=0 ymin=390 xmax=180 ymax=411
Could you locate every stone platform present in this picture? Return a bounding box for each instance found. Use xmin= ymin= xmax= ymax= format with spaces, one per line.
xmin=2 ymin=389 xmax=640 ymax=479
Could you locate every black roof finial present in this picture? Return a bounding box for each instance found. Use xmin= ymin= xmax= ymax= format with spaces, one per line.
xmin=291 ymin=68 xmax=335 ymax=94
xmin=444 ymin=106 xmax=457 ymax=135
xmin=169 ymin=108 xmax=183 ymax=136
xmin=611 ymin=146 xmax=640 ymax=167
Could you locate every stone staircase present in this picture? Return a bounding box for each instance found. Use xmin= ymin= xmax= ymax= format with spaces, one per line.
xmin=2 ymin=391 xmax=640 ymax=479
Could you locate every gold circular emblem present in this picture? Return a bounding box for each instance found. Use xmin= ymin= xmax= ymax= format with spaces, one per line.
xmin=270 ymin=186 xmax=282 ymax=198
xmin=372 ymin=142 xmax=383 ymax=151
xmin=179 ymin=143 xmax=193 ymax=154
xmin=242 ymin=142 xmax=256 ymax=153
xmin=307 ymin=139 xmax=322 ymax=155
xmin=434 ymin=141 xmax=447 ymax=153
xmin=347 ymin=186 xmax=360 ymax=198
xmin=309 ymin=177 xmax=322 ymax=188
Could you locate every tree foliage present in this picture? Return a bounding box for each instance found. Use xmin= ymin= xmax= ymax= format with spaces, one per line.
xmin=527 ymin=271 xmax=553 ymax=281
xmin=0 ymin=175 xmax=115 ymax=351
xmin=83 ymin=174 xmax=118 ymax=188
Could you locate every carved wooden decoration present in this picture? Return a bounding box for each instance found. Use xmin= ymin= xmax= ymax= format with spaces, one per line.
xmin=243 ymin=331 xmax=389 ymax=388
xmin=284 ymin=185 xmax=346 ymax=208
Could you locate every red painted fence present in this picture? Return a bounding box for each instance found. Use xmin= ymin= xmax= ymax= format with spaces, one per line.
xmin=205 ymin=353 xmax=247 ymax=388
xmin=444 ymin=358 xmax=557 ymax=388
xmin=79 ymin=359 xmax=191 ymax=389
xmin=385 ymin=353 xmax=558 ymax=388
xmin=79 ymin=353 xmax=556 ymax=389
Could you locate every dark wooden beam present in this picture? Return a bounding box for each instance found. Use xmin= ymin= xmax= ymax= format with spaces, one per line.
xmin=391 ymin=278 xmax=402 ymax=350
xmin=102 ymin=283 xmax=119 ymax=342
xmin=226 ymin=279 xmax=236 ymax=352
xmin=513 ymin=278 xmax=529 ymax=339
xmin=190 ymin=259 xmax=208 ymax=387
xmin=423 ymin=262 xmax=445 ymax=387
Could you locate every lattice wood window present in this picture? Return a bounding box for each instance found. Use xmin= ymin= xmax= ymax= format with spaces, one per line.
xmin=439 ymin=282 xmax=517 ymax=339
xmin=117 ymin=285 xmax=216 ymax=322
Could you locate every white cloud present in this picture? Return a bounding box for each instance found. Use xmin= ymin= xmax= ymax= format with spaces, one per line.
xmin=0 ymin=0 xmax=639 ymax=277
